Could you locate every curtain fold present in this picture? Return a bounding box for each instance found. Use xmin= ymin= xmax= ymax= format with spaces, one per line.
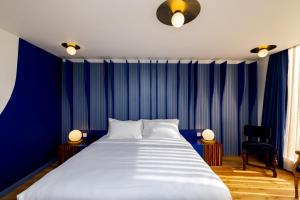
xmin=262 ymin=50 xmax=288 ymax=168
xmin=283 ymin=46 xmax=300 ymax=170
xmin=84 ymin=60 xmax=91 ymax=131
xmin=62 ymin=60 xmax=257 ymax=155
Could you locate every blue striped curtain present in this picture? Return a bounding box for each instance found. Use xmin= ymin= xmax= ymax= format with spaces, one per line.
xmin=61 ymin=60 xmax=258 ymax=155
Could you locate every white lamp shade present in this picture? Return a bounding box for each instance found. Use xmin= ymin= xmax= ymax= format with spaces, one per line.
xmin=257 ymin=49 xmax=269 ymax=58
xmin=202 ymin=129 xmax=215 ymax=141
xmin=66 ymin=46 xmax=77 ymax=55
xmin=171 ymin=12 xmax=185 ymax=28
xmin=68 ymin=130 xmax=82 ymax=142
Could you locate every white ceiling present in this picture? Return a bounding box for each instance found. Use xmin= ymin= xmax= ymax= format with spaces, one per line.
xmin=0 ymin=0 xmax=300 ymax=60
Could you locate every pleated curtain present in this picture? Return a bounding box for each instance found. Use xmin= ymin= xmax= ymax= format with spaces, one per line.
xmin=261 ymin=50 xmax=288 ymax=168
xmin=283 ymin=46 xmax=300 ymax=170
xmin=61 ymin=60 xmax=258 ymax=156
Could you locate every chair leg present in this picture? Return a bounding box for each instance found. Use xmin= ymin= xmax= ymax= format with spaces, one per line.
xmin=265 ymin=153 xmax=270 ymax=167
xmin=271 ymin=154 xmax=277 ymax=178
xmin=295 ymin=175 xmax=299 ymax=198
xmin=242 ymin=150 xmax=247 ymax=170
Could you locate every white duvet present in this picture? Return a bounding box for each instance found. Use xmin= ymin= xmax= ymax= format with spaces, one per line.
xmin=18 ymin=137 xmax=232 ymax=200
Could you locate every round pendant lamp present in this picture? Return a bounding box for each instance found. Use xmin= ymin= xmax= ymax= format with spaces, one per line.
xmin=250 ymin=45 xmax=277 ymax=58
xmin=62 ymin=42 xmax=80 ymax=56
xmin=157 ymin=0 xmax=201 ymax=28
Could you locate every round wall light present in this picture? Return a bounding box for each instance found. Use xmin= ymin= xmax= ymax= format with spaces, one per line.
xmin=61 ymin=42 xmax=80 ymax=56
xmin=68 ymin=129 xmax=83 ymax=143
xmin=250 ymin=45 xmax=276 ymax=58
xmin=156 ymin=0 xmax=200 ymax=28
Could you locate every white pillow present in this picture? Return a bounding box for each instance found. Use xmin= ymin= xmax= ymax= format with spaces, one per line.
xmin=107 ymin=118 xmax=142 ymax=139
xmin=142 ymin=119 xmax=180 ymax=138
xmin=143 ymin=119 xmax=179 ymax=129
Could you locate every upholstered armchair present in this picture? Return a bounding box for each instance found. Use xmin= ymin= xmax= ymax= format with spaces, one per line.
xmin=294 ymin=151 xmax=300 ymax=198
xmin=242 ymin=125 xmax=277 ymax=177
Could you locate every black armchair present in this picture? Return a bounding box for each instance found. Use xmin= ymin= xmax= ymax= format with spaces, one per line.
xmin=242 ymin=125 xmax=277 ymax=177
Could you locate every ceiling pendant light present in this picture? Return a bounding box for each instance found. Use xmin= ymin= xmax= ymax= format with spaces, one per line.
xmin=171 ymin=11 xmax=185 ymax=28
xmin=250 ymin=45 xmax=277 ymax=58
xmin=61 ymin=42 xmax=80 ymax=56
xmin=157 ymin=0 xmax=200 ymax=28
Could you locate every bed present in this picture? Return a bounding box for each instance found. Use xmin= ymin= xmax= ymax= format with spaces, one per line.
xmin=18 ymin=136 xmax=231 ymax=200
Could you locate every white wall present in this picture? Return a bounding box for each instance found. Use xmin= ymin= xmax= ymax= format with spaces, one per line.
xmin=257 ymin=56 xmax=269 ymax=125
xmin=0 ymin=28 xmax=19 ymax=114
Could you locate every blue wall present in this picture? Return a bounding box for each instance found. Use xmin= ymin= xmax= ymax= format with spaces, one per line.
xmin=0 ymin=39 xmax=62 ymax=192
xmin=61 ymin=60 xmax=258 ymax=156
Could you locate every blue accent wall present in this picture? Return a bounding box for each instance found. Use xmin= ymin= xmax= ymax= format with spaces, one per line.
xmin=0 ymin=39 xmax=62 ymax=192
xmin=61 ymin=60 xmax=258 ymax=156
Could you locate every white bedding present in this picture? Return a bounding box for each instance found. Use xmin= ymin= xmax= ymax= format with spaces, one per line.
xmin=18 ymin=137 xmax=232 ymax=200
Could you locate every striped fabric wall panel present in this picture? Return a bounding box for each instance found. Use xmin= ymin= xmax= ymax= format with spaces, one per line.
xmin=222 ymin=64 xmax=238 ymax=155
xmin=178 ymin=63 xmax=189 ymax=129
xmin=140 ymin=62 xmax=151 ymax=119
xmin=128 ymin=63 xmax=140 ymax=120
xmin=113 ymin=63 xmax=128 ymax=120
xmin=188 ymin=62 xmax=195 ymax=130
xmin=150 ymin=63 xmax=158 ymax=119
xmin=239 ymin=64 xmax=249 ymax=152
xmin=107 ymin=61 xmax=114 ymax=118
xmin=90 ymin=63 xmax=107 ymax=130
xmin=73 ymin=63 xmax=88 ymax=130
xmin=166 ymin=63 xmax=178 ymax=119
xmin=196 ymin=64 xmax=210 ymax=129
xmin=61 ymin=62 xmax=71 ymax=143
xmin=156 ymin=63 xmax=167 ymax=119
xmin=211 ymin=64 xmax=221 ymax=142
xmin=61 ymin=60 xmax=258 ymax=156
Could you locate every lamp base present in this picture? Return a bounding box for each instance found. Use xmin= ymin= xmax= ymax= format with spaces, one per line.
xmin=200 ymin=139 xmax=216 ymax=144
xmin=67 ymin=139 xmax=83 ymax=144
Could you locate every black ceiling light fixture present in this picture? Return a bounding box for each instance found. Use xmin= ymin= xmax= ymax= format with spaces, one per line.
xmin=250 ymin=45 xmax=277 ymax=58
xmin=156 ymin=0 xmax=201 ymax=28
xmin=61 ymin=42 xmax=80 ymax=56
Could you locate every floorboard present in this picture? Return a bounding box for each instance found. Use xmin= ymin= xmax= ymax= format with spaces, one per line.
xmin=211 ymin=157 xmax=295 ymax=200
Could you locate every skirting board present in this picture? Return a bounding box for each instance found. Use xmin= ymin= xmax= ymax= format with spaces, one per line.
xmin=0 ymin=158 xmax=57 ymax=197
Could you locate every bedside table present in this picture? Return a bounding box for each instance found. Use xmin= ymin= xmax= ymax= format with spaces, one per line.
xmin=58 ymin=139 xmax=94 ymax=164
xmin=189 ymin=139 xmax=222 ymax=166
xmin=198 ymin=140 xmax=222 ymax=166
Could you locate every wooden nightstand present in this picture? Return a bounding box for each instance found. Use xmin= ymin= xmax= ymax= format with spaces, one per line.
xmin=58 ymin=139 xmax=94 ymax=164
xmin=197 ymin=140 xmax=222 ymax=166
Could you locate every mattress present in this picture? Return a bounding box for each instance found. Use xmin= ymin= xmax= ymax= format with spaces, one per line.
xmin=18 ymin=136 xmax=232 ymax=200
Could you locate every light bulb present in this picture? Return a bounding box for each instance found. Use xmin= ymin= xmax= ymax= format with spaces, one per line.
xmin=68 ymin=130 xmax=82 ymax=142
xmin=202 ymin=129 xmax=215 ymax=141
xmin=171 ymin=11 xmax=185 ymax=28
xmin=257 ymin=49 xmax=268 ymax=58
xmin=66 ymin=46 xmax=76 ymax=55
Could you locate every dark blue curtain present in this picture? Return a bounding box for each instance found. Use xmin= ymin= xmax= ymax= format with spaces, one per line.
xmin=64 ymin=60 xmax=73 ymax=129
xmin=84 ymin=60 xmax=90 ymax=131
xmin=261 ymin=50 xmax=288 ymax=168
xmin=62 ymin=60 xmax=258 ymax=155
xmin=248 ymin=62 xmax=258 ymax=125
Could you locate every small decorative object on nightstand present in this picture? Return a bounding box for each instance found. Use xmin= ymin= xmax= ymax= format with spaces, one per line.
xmin=197 ymin=139 xmax=222 ymax=166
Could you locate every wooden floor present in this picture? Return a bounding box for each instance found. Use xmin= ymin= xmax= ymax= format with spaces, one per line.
xmin=211 ymin=157 xmax=295 ymax=200
xmin=1 ymin=157 xmax=296 ymax=200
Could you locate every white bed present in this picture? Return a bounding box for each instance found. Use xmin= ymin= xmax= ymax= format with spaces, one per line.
xmin=18 ymin=136 xmax=232 ymax=200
